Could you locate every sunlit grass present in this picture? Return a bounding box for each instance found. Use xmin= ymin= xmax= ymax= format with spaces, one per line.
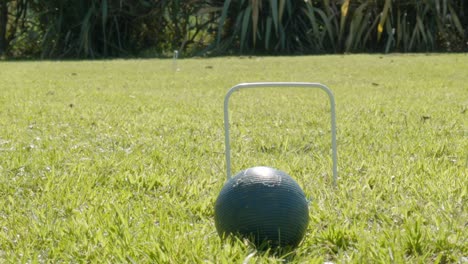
xmin=0 ymin=54 xmax=467 ymax=263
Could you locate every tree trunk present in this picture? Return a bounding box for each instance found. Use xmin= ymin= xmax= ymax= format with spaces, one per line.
xmin=0 ymin=0 xmax=8 ymax=55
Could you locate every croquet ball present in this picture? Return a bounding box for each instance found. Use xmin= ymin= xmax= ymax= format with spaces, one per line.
xmin=214 ymin=166 xmax=309 ymax=248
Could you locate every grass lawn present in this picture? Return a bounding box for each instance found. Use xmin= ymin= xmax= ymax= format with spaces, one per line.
xmin=0 ymin=54 xmax=467 ymax=263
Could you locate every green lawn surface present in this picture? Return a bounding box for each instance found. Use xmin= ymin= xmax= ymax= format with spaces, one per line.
xmin=0 ymin=54 xmax=467 ymax=263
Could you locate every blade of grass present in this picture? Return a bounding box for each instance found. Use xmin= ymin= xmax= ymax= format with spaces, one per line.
xmin=216 ymin=0 xmax=232 ymax=46
xmin=279 ymin=0 xmax=285 ymax=23
xmin=385 ymin=17 xmax=395 ymax=53
xmin=251 ymin=0 xmax=260 ymax=47
xmin=345 ymin=2 xmax=368 ymax=52
xmin=447 ymin=4 xmax=464 ymax=36
xmin=240 ymin=5 xmax=252 ymax=52
xmin=315 ymin=7 xmax=337 ymax=51
xmin=269 ymin=0 xmax=279 ymax=34
xmin=378 ymin=0 xmax=391 ymax=41
xmin=265 ymin=16 xmax=272 ymax=50
xmin=102 ymin=0 xmax=108 ymax=56
xmin=340 ymin=0 xmax=350 ymax=42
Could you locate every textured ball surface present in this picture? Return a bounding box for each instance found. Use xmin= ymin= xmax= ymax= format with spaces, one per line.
xmin=214 ymin=166 xmax=309 ymax=248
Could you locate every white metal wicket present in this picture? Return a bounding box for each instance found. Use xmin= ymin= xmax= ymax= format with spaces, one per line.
xmin=223 ymin=82 xmax=338 ymax=185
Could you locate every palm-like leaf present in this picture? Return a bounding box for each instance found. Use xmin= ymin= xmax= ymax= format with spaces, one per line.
xmin=3 ymin=0 xmax=468 ymax=58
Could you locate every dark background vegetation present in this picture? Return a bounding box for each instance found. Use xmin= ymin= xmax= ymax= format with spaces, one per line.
xmin=0 ymin=0 xmax=467 ymax=59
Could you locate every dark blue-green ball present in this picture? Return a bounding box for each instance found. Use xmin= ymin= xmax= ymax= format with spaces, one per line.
xmin=214 ymin=166 xmax=309 ymax=248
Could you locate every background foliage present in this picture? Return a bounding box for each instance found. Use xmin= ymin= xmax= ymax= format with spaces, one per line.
xmin=0 ymin=0 xmax=467 ymax=58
